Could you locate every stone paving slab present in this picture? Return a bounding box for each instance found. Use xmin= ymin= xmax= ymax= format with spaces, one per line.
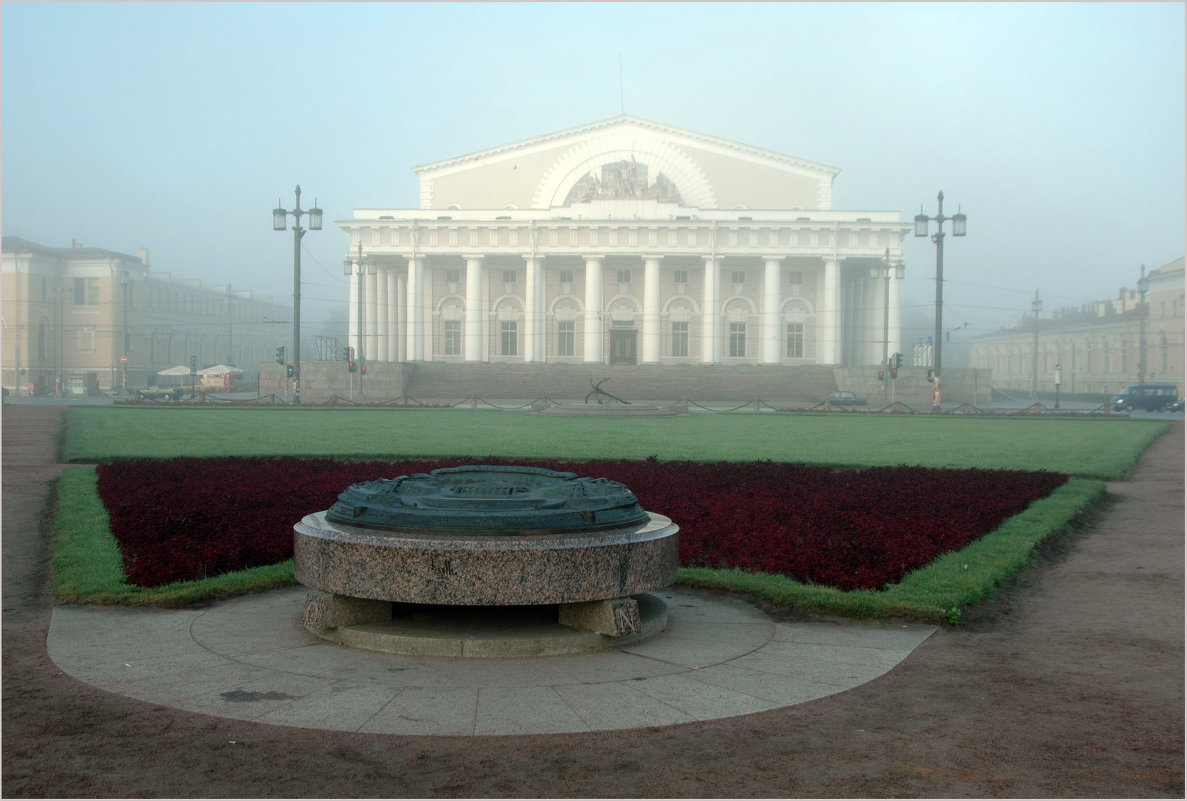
xmin=48 ymin=586 xmax=934 ymax=735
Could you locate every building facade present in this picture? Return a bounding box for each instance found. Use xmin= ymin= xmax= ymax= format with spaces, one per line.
xmin=970 ymin=258 xmax=1185 ymax=397
xmin=338 ymin=116 xmax=911 ymax=369
xmin=1 ymin=237 xmax=291 ymax=396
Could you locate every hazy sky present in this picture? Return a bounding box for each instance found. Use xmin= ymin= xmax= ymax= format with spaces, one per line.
xmin=3 ymin=2 xmax=1183 ymax=344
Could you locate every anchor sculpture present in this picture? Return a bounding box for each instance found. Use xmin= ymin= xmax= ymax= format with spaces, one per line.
xmin=585 ymin=377 xmax=631 ymax=406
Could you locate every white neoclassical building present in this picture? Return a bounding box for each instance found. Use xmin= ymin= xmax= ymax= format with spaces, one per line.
xmin=337 ymin=116 xmax=910 ymax=368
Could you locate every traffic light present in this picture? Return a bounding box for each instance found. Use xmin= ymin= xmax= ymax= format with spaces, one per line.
xmin=340 ymin=346 xmax=351 ymax=361
xmin=360 ymin=360 xmax=367 ymax=375
xmin=285 ymin=364 xmax=294 ymax=378
xmin=348 ymin=358 xmax=356 ymax=373
xmin=890 ymin=365 xmax=898 ymax=380
xmin=895 ymin=352 xmax=903 ymax=369
xmin=878 ymin=370 xmax=884 ymax=381
xmin=275 ymin=346 xmax=285 ymax=364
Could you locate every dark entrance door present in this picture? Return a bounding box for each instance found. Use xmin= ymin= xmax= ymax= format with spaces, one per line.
xmin=609 ymin=329 xmax=637 ymax=364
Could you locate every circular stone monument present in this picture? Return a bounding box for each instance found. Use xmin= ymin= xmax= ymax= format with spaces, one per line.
xmin=294 ymin=466 xmax=678 ymax=656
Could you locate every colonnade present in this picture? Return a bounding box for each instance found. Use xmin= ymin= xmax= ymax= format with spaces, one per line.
xmin=345 ymin=252 xmax=900 ymax=366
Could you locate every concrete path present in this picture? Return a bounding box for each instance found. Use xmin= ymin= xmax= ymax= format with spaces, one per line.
xmin=48 ymin=586 xmax=934 ymax=736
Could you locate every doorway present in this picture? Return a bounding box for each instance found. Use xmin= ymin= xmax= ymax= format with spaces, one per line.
xmin=609 ymin=329 xmax=637 ymax=365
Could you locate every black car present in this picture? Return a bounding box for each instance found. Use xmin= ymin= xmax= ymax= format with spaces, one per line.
xmin=826 ymin=390 xmax=867 ymax=406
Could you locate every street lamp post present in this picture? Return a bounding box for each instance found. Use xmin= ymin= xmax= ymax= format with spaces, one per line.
xmin=914 ymin=191 xmax=968 ymax=381
xmin=343 ymin=242 xmax=366 ymax=397
xmin=273 ymin=186 xmax=322 ymax=404
xmin=1031 ymin=290 xmax=1042 ymax=400
xmin=870 ymin=247 xmax=904 ymax=394
xmin=1137 ymin=264 xmax=1149 ymax=383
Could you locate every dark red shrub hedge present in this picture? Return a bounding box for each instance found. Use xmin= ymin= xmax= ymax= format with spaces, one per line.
xmin=95 ymin=458 xmax=1067 ymax=592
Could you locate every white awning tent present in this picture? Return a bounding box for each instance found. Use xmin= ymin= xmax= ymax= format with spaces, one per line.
xmin=198 ymin=364 xmax=244 ymax=375
xmin=157 ymin=365 xmax=192 ymax=376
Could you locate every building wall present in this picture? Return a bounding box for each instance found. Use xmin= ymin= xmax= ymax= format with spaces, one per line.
xmin=343 ymin=117 xmax=907 ymax=369
xmin=970 ymin=259 xmax=1184 ymax=397
xmin=1 ymin=237 xmax=291 ymax=395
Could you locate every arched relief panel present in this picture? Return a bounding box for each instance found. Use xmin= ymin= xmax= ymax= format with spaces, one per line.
xmin=494 ymin=297 xmax=522 ymax=320
xmin=534 ymin=132 xmax=717 ymax=209
xmin=724 ymin=297 xmax=756 ymax=321
xmin=782 ymin=298 xmax=815 ymax=319
xmin=438 ymin=296 xmax=464 ymax=321
xmin=549 ymin=296 xmax=583 ymax=318
xmin=664 ymin=297 xmax=699 ymax=319
xmin=607 ymin=294 xmax=639 ymax=324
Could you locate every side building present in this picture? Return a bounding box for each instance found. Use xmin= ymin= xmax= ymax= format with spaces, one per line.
xmin=969 ymin=258 xmax=1184 ymax=399
xmin=336 ymin=115 xmax=911 ymax=370
xmin=1 ymin=237 xmax=291 ymax=396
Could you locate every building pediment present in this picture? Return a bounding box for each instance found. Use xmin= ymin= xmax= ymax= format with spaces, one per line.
xmin=414 ymin=116 xmax=838 ymax=213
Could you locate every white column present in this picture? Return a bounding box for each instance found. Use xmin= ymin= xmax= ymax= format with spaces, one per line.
xmin=422 ymin=262 xmax=434 ymax=360
xmin=642 ymin=256 xmax=662 ymax=364
xmin=820 ymin=257 xmax=839 ymax=364
xmin=347 ymin=269 xmax=360 ymax=357
xmin=406 ymin=257 xmax=423 ymax=361
xmin=387 ymin=267 xmax=401 ymax=362
xmin=464 ymin=255 xmax=485 ymax=362
xmin=583 ymin=255 xmax=604 ymax=363
xmin=396 ymin=273 xmax=407 ymax=361
xmin=762 ymin=256 xmax=783 ymax=364
xmin=364 ymin=266 xmax=379 ymax=364
xmin=701 ymin=256 xmax=721 ymax=364
xmin=889 ymin=271 xmax=902 ymax=358
xmin=376 ymin=268 xmax=390 ymax=363
xmin=523 ymin=254 xmax=545 ymax=362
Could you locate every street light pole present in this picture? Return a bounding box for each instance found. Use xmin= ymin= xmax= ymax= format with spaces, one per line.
xmin=1137 ymin=264 xmax=1149 ymax=383
xmin=870 ymin=247 xmax=903 ymax=396
xmin=344 ymin=241 xmax=366 ymax=397
xmin=1031 ymin=289 xmax=1042 ymax=400
xmin=273 ymin=185 xmax=322 ymax=404
xmin=914 ymin=191 xmax=968 ymax=380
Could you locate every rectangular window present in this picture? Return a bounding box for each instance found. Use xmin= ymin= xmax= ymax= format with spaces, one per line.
xmin=77 ymin=327 xmax=95 ymax=354
xmin=500 ymin=321 xmax=518 ymax=356
xmin=445 ymin=269 xmax=460 ymax=284
xmin=788 ymin=271 xmax=803 ymax=285
xmin=73 ymin=278 xmax=86 ymax=305
xmin=616 ymin=270 xmax=632 ymax=284
xmin=731 ymin=271 xmax=745 ymax=284
xmin=729 ymin=322 xmax=746 ymax=357
xmin=502 ymin=270 xmax=517 ymax=284
xmin=786 ymin=322 xmax=804 ymax=358
xmin=557 ymin=321 xmax=575 ymax=356
xmin=671 ymin=321 xmax=689 ymax=357
xmin=443 ymin=320 xmax=461 ymax=356
xmin=559 ymin=269 xmax=574 ymax=284
xmin=673 ymin=270 xmax=688 ymax=285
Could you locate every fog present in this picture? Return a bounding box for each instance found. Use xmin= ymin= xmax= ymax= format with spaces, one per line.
xmin=3 ymin=2 xmax=1183 ymax=354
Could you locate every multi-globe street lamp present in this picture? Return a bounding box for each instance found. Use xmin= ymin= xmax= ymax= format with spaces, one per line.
xmin=914 ymin=191 xmax=967 ymax=380
xmin=273 ymin=185 xmax=322 ymax=404
xmin=1137 ymin=264 xmax=1149 ymax=383
xmin=1031 ymin=289 xmax=1042 ymax=400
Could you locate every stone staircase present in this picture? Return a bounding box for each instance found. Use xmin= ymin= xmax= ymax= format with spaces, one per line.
xmin=402 ymin=362 xmax=839 ymax=406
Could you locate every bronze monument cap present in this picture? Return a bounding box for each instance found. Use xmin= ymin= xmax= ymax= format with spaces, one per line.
xmin=325 ymin=465 xmax=650 ymax=534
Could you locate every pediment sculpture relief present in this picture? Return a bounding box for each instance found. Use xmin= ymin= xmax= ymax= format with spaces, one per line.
xmin=565 ymin=158 xmax=683 ymax=205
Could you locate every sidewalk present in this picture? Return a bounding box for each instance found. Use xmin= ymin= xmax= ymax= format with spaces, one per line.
xmin=3 ymin=406 xmax=1182 ymax=798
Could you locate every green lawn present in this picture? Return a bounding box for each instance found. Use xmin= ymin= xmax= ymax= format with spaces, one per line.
xmin=65 ymin=406 xmax=1166 ymax=478
xmin=55 ymin=406 xmax=1157 ymax=622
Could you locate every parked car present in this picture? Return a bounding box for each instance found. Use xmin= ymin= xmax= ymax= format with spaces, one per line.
xmin=1109 ymin=383 xmax=1180 ymax=412
xmin=826 ymin=390 xmax=867 ymax=406
xmin=1170 ymin=398 xmax=1185 ymax=413
xmin=137 ymin=384 xmax=181 ymax=401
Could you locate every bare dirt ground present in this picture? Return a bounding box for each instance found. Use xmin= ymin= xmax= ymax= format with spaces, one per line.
xmin=2 ymin=405 xmax=1182 ymax=798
